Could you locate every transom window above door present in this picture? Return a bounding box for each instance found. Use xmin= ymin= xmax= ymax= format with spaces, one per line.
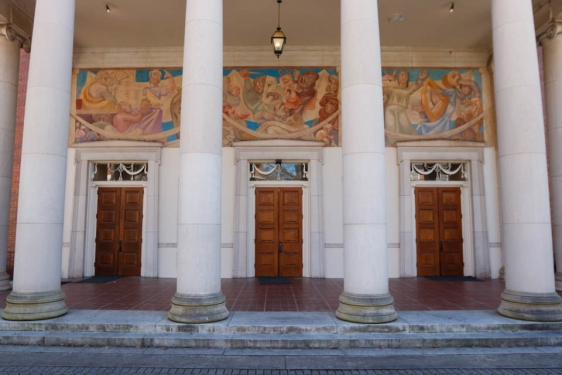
xmin=250 ymin=162 xmax=308 ymax=181
xmin=91 ymin=162 xmax=148 ymax=182
xmin=410 ymin=162 xmax=467 ymax=182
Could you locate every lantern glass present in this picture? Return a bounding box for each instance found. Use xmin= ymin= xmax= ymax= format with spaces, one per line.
xmin=271 ymin=29 xmax=286 ymax=54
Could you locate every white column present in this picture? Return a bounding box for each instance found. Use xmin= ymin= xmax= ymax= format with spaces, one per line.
xmin=492 ymin=0 xmax=562 ymax=321
xmin=336 ymin=0 xmax=397 ymax=323
xmin=168 ymin=0 xmax=228 ymax=323
xmin=0 ymin=25 xmax=23 ymax=292
xmin=2 ymin=0 xmax=75 ymax=321
xmin=541 ymin=21 xmax=562 ymax=292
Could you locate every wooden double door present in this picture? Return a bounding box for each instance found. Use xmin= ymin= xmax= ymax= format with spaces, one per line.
xmin=415 ymin=187 xmax=464 ymax=276
xmin=95 ymin=187 xmax=144 ymax=276
xmin=255 ymin=187 xmax=303 ymax=277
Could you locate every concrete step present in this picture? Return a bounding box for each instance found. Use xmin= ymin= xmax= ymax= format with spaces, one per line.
xmin=0 ymin=330 xmax=561 ymax=349
xmin=0 ymin=310 xmax=561 ymax=349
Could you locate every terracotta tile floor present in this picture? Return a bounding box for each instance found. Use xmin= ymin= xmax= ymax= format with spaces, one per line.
xmin=0 ymin=277 xmax=535 ymax=312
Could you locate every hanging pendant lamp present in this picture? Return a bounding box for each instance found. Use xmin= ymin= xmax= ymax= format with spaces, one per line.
xmin=271 ymin=0 xmax=286 ymax=58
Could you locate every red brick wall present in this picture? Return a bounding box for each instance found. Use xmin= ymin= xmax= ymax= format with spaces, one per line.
xmin=6 ymin=49 xmax=30 ymax=277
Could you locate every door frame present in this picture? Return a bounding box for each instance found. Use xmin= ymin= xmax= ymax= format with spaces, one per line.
xmin=70 ymin=141 xmax=161 ymax=278
xmin=252 ymin=183 xmax=308 ymax=278
xmin=233 ymin=140 xmax=325 ymax=279
xmin=413 ymin=184 xmax=469 ymax=277
xmin=90 ymin=181 xmax=147 ymax=277
xmin=397 ymin=141 xmax=489 ymax=279
xmin=94 ymin=186 xmax=146 ymax=276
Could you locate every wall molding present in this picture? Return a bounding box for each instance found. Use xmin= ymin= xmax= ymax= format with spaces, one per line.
xmin=73 ymin=46 xmax=490 ymax=69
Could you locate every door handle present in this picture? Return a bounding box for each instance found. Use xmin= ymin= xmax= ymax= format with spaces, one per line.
xmin=119 ymin=240 xmax=122 ymax=253
xmin=439 ymin=241 xmax=443 ymax=253
xmin=278 ymin=241 xmax=283 ymax=253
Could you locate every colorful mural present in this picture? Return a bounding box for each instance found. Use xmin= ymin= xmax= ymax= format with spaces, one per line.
xmin=221 ymin=68 xmax=340 ymax=146
xmin=382 ymin=68 xmax=484 ymax=145
xmin=73 ymin=69 xmax=182 ymax=144
xmin=71 ymin=67 xmax=484 ymax=147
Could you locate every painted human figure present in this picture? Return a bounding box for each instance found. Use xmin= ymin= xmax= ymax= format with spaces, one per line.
xmin=285 ymin=70 xmax=320 ymax=116
xmin=315 ymin=123 xmax=336 ymax=147
xmin=142 ymin=69 xmax=177 ymax=101
xmin=254 ymin=100 xmax=289 ymax=124
xmin=240 ymin=69 xmax=267 ymax=114
xmin=112 ymin=101 xmax=143 ymax=133
xmin=383 ymin=70 xmax=428 ymax=144
xmin=417 ymin=71 xmax=482 ymax=140
xmin=318 ymin=74 xmax=340 ymax=138
xmin=80 ymin=71 xmax=126 ymax=110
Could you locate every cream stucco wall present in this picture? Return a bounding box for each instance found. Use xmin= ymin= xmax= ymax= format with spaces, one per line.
xmin=60 ymin=46 xmax=503 ymax=280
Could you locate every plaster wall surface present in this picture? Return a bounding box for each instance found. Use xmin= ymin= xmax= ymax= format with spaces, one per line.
xmin=158 ymin=147 xmax=179 ymax=278
xmin=59 ymin=45 xmax=497 ymax=280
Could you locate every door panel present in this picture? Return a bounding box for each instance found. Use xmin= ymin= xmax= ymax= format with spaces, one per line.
xmin=95 ymin=188 xmax=121 ymax=276
xmin=119 ymin=188 xmax=144 ymax=276
xmin=278 ymin=188 xmax=303 ymax=277
xmin=95 ymin=187 xmax=143 ymax=276
xmin=415 ymin=188 xmax=440 ymax=276
xmin=415 ymin=187 xmax=464 ymax=277
xmin=255 ymin=188 xmax=279 ymax=277
xmin=255 ymin=187 xmax=302 ymax=277
xmin=438 ymin=188 xmax=464 ymax=276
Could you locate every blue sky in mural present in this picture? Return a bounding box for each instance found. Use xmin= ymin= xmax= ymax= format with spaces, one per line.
xmin=162 ymin=121 xmax=178 ymax=142
xmin=223 ymin=68 xmax=338 ymax=78
xmin=381 ymin=68 xmax=483 ymax=90
xmin=136 ymin=69 xmax=182 ymax=83
xmin=76 ymin=70 xmax=98 ymax=96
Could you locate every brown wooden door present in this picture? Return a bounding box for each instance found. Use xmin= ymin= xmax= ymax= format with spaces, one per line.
xmin=255 ymin=187 xmax=302 ymax=277
xmin=415 ymin=187 xmax=463 ymax=276
xmin=95 ymin=187 xmax=144 ymax=276
xmin=438 ymin=188 xmax=464 ymax=276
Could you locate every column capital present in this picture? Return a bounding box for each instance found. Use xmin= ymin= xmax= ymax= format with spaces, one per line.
xmin=539 ymin=20 xmax=562 ymax=44
xmin=0 ymin=23 xmax=30 ymax=52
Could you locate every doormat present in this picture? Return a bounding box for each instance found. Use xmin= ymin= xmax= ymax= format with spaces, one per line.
xmin=425 ymin=276 xmax=483 ymax=282
xmin=75 ymin=276 xmax=123 ymax=284
xmin=258 ymin=277 xmax=292 ymax=285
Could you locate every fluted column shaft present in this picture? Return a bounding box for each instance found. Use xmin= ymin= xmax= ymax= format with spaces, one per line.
xmin=2 ymin=0 xmax=75 ymax=321
xmin=168 ymin=0 xmax=228 ymax=324
xmin=541 ymin=21 xmax=562 ymax=292
xmin=492 ymin=0 xmax=562 ymax=321
xmin=336 ymin=0 xmax=397 ymax=323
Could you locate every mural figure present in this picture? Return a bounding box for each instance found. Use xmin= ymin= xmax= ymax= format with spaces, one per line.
xmin=454 ymin=78 xmax=483 ymax=141
xmin=79 ymin=70 xmax=128 ymax=111
xmin=112 ymin=101 xmax=142 ymax=133
xmin=382 ymin=70 xmax=428 ymax=144
xmin=317 ymin=74 xmax=340 ymax=144
xmin=143 ymin=69 xmax=177 ymax=101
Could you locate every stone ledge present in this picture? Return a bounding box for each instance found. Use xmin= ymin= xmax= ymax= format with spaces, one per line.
xmin=0 ymin=310 xmax=561 ymax=336
xmin=0 ymin=329 xmax=561 ymax=349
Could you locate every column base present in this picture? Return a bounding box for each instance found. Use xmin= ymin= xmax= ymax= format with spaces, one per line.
xmin=168 ymin=292 xmax=229 ymax=324
xmin=556 ymin=272 xmax=562 ymax=292
xmin=1 ymin=290 xmax=68 ymax=321
xmin=497 ymin=289 xmax=562 ymax=322
xmin=0 ymin=272 xmax=11 ymax=292
xmin=336 ymin=292 xmax=398 ymax=324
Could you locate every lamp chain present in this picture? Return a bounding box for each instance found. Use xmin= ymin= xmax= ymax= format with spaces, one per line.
xmin=278 ymin=0 xmax=281 ymax=29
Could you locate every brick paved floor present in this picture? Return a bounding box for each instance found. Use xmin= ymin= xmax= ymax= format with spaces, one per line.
xmin=0 ymin=277 xmax=521 ymax=312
